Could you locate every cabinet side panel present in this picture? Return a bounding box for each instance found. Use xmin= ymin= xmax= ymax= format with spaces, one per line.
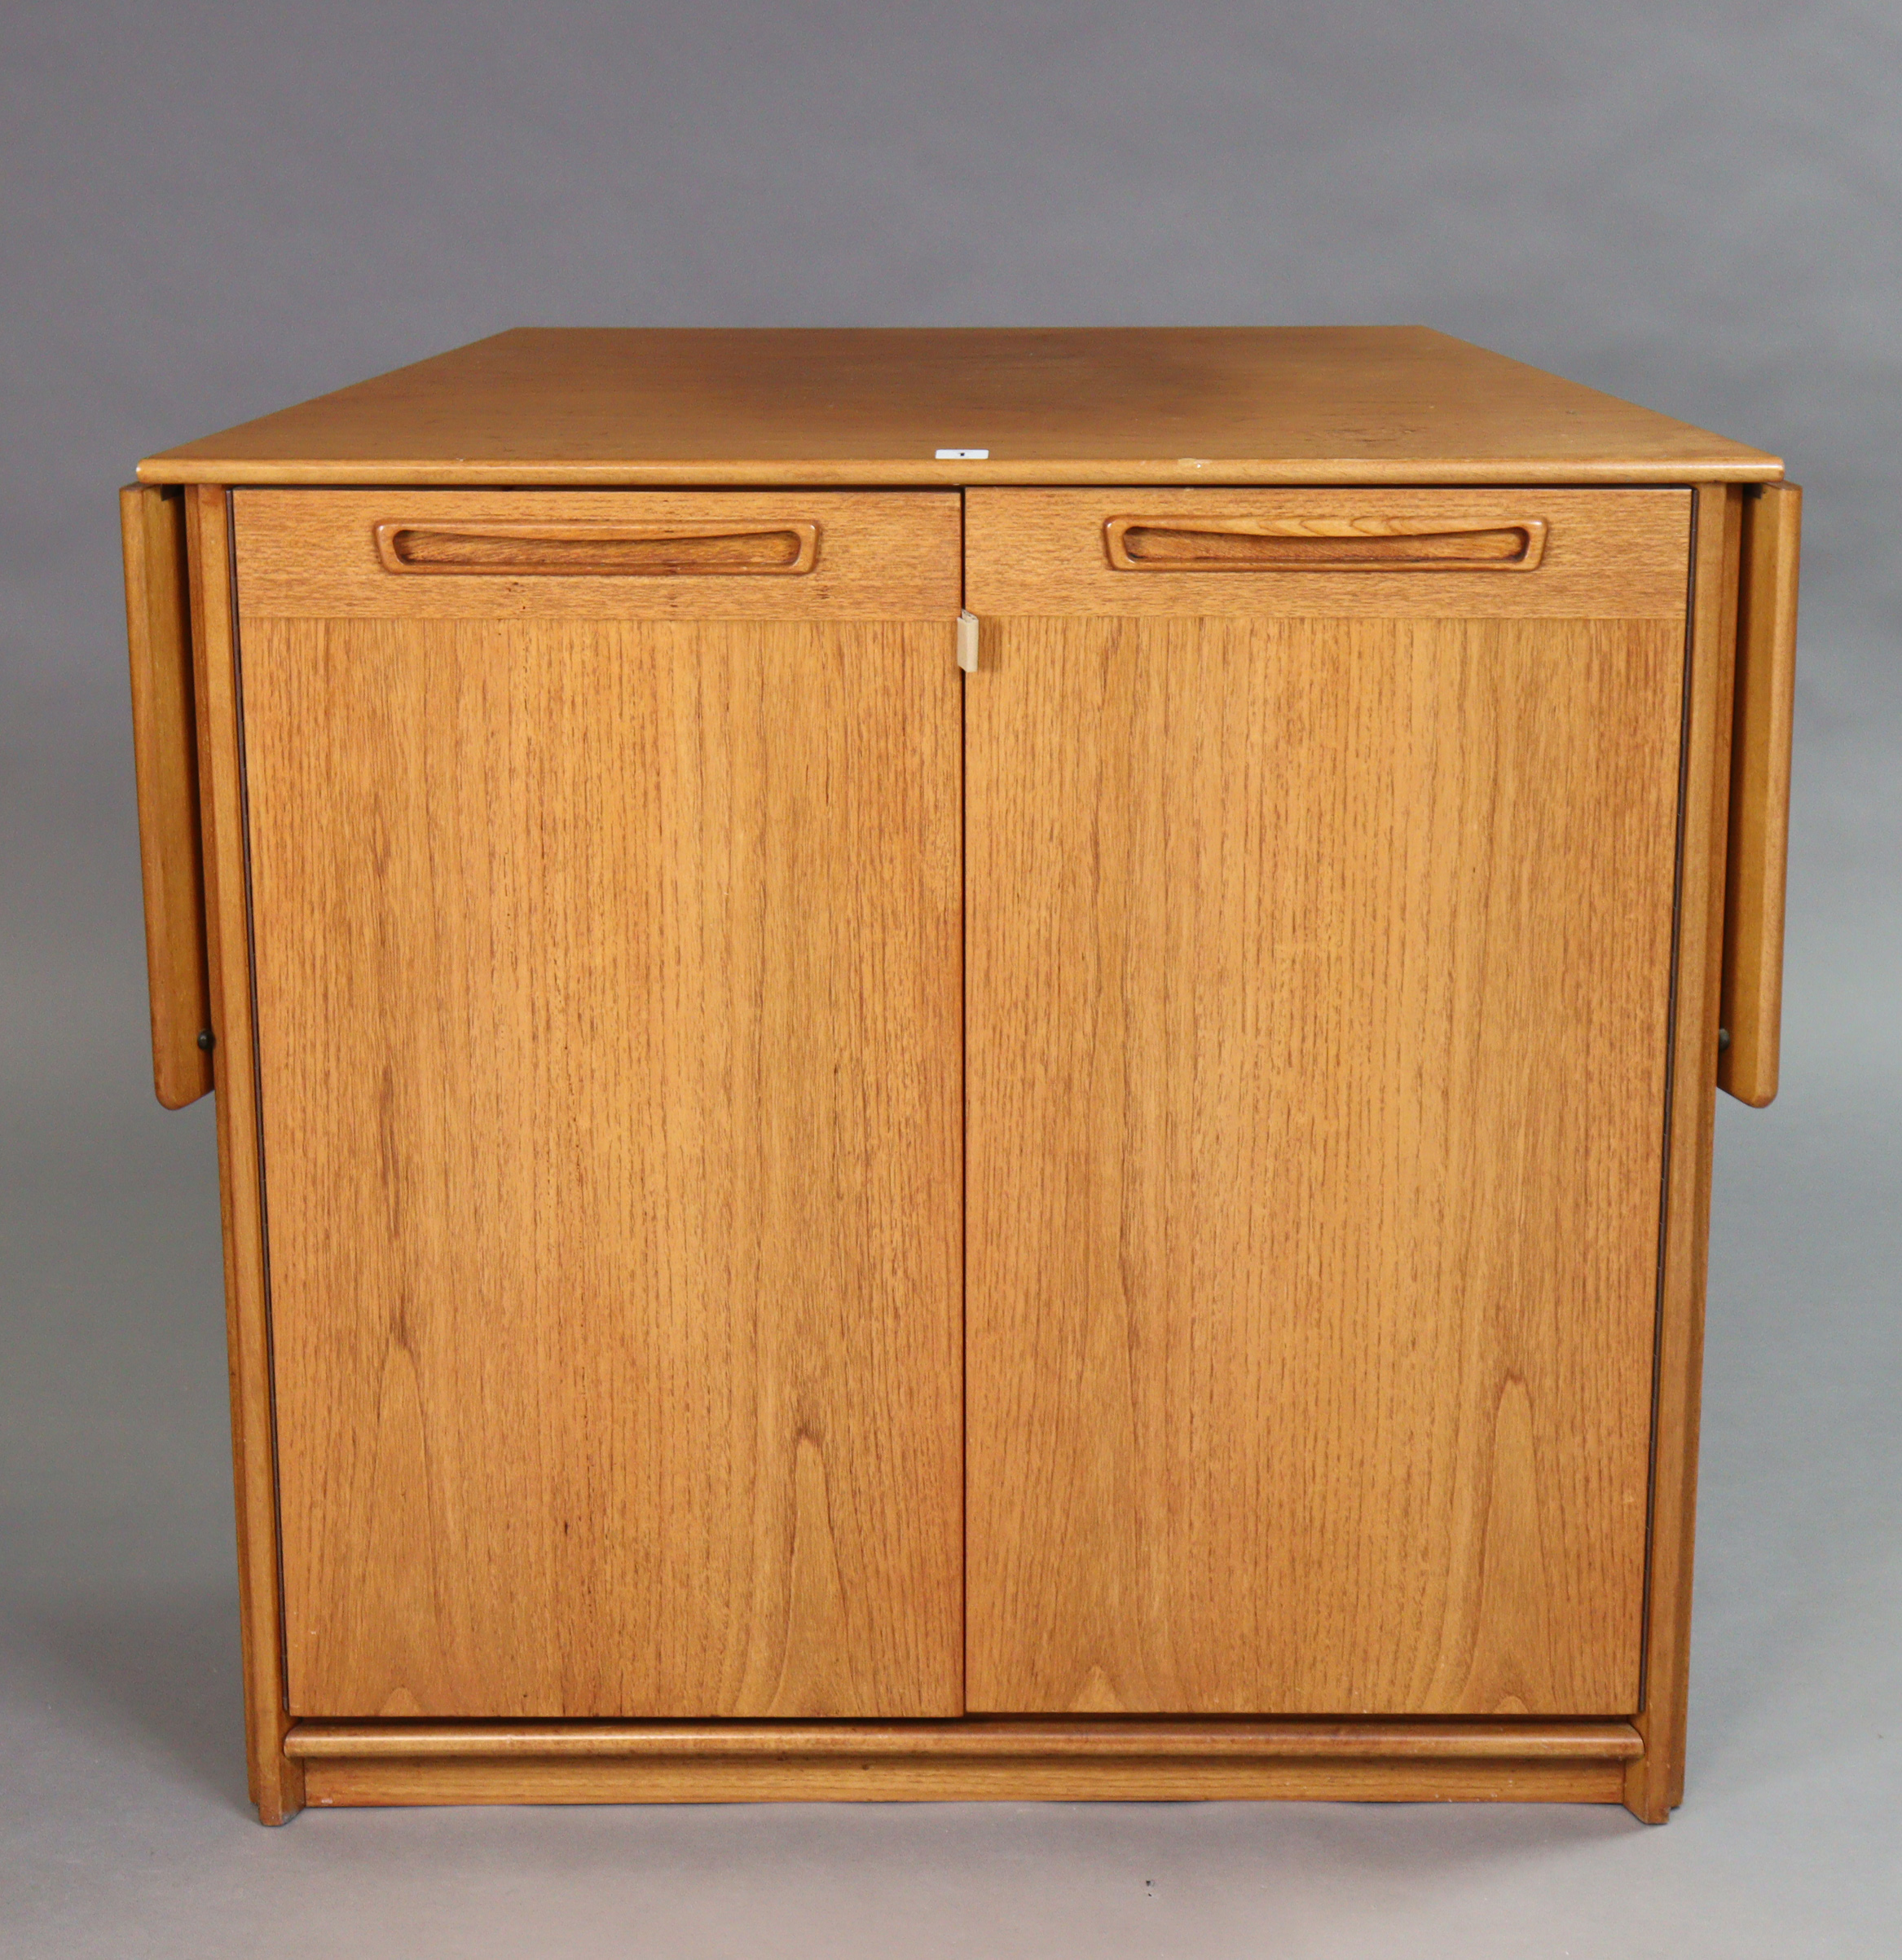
xmin=185 ymin=487 xmax=303 ymax=1821
xmin=121 ymin=485 xmax=214 ymax=1107
xmin=1627 ymin=485 xmax=1741 ymax=1820
xmin=966 ymin=608 xmax=1685 ymax=1716
xmin=243 ymin=613 xmax=962 ymax=1719
xmin=1717 ymin=482 xmax=1799 ymax=1107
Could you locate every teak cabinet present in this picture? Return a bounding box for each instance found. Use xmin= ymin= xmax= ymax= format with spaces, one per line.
xmin=121 ymin=328 xmax=1800 ymax=1824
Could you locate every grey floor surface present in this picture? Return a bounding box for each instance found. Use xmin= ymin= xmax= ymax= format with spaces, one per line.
xmin=3 ymin=685 xmax=1899 ymax=1959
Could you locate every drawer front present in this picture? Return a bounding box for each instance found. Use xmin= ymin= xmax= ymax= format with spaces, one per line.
xmin=235 ymin=489 xmax=962 ymax=620
xmin=966 ymin=487 xmax=1691 ymax=619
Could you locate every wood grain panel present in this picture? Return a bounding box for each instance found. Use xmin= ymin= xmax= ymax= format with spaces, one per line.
xmin=966 ymin=489 xmax=1691 ymax=619
xmin=301 ymin=1753 xmax=1627 ymax=1805
xmin=235 ymin=490 xmax=959 ymax=620
xmin=239 ymin=610 xmax=962 ymax=1719
xmin=1627 ymin=484 xmax=1743 ymax=1821
xmin=286 ymin=1717 xmax=1641 ymax=1760
xmin=139 ymin=327 xmax=1781 ymax=487
xmin=184 ymin=487 xmax=304 ymax=1824
xmin=121 ymin=484 xmax=213 ymax=1108
xmin=1719 ymin=482 xmax=1801 ymax=1108
xmin=291 ymin=1716 xmax=1639 ymax=1805
xmin=966 ymin=607 xmax=1686 ymax=1717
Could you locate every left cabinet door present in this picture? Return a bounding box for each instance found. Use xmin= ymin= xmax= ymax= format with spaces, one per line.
xmin=231 ymin=490 xmax=965 ymax=1719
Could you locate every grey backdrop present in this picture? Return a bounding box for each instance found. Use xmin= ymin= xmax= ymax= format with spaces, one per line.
xmin=4 ymin=3 xmax=1897 ymax=1954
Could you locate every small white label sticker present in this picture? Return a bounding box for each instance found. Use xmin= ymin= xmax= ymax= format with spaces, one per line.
xmin=936 ymin=447 xmax=988 ymax=460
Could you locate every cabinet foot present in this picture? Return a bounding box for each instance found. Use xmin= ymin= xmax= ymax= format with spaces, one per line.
xmin=1621 ymin=1753 xmax=1676 ymax=1824
xmin=254 ymin=1756 xmax=306 ymax=1826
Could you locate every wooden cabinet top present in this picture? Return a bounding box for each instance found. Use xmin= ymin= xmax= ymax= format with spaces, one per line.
xmin=138 ymin=326 xmax=1781 ymax=489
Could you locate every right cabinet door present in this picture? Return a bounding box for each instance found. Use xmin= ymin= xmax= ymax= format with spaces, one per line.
xmin=964 ymin=488 xmax=1694 ymax=1716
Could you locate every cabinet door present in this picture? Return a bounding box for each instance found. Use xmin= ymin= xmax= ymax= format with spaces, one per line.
xmin=964 ymin=489 xmax=1693 ymax=1716
xmin=235 ymin=491 xmax=962 ymax=1718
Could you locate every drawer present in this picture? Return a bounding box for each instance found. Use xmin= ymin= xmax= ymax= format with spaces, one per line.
xmin=233 ymin=489 xmax=962 ymax=621
xmin=965 ymin=487 xmax=1692 ymax=619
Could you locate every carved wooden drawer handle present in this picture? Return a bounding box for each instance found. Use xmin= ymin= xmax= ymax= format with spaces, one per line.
xmin=1104 ymin=516 xmax=1548 ymax=572
xmin=373 ymin=520 xmax=820 ymax=576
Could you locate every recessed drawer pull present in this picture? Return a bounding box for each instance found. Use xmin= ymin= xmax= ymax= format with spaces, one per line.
xmin=373 ymin=520 xmax=820 ymax=577
xmin=1104 ymin=516 xmax=1548 ymax=572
